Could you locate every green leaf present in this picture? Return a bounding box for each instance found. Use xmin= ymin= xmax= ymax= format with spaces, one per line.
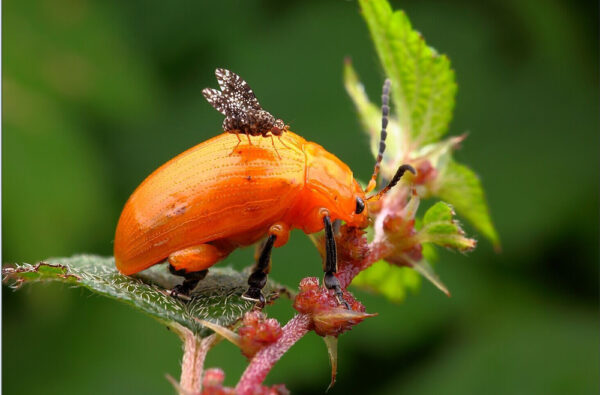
xmin=436 ymin=160 xmax=500 ymax=249
xmin=423 ymin=201 xmax=455 ymax=223
xmin=359 ymin=0 xmax=457 ymax=146
xmin=352 ymin=260 xmax=421 ymax=303
xmin=2 ymin=255 xmax=286 ymax=337
xmin=419 ymin=202 xmax=477 ymax=251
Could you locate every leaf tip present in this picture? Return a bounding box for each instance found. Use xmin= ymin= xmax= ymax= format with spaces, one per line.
xmin=323 ymin=335 xmax=338 ymax=392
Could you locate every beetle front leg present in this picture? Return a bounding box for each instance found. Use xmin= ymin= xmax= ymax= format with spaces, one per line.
xmin=321 ymin=211 xmax=351 ymax=309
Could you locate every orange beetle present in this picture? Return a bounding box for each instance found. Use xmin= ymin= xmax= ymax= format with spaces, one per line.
xmin=114 ymin=71 xmax=414 ymax=307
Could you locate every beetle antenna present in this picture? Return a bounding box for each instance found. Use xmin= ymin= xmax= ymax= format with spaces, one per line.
xmin=365 ymin=78 xmax=392 ymax=194
xmin=366 ymin=164 xmax=416 ymax=203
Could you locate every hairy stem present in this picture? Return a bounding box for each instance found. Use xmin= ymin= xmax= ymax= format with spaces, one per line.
xmin=174 ymin=324 xmax=217 ymax=394
xmin=236 ymin=314 xmax=312 ymax=394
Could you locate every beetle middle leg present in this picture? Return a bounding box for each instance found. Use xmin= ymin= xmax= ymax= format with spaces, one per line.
xmin=242 ymin=223 xmax=290 ymax=307
xmin=321 ymin=211 xmax=351 ymax=309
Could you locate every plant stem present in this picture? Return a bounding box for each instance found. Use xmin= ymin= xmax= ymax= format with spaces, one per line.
xmin=236 ymin=314 xmax=312 ymax=394
xmin=176 ymin=324 xmax=217 ymax=394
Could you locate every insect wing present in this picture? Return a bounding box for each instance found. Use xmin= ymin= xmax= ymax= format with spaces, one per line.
xmin=215 ymin=68 xmax=262 ymax=111
xmin=202 ymin=88 xmax=228 ymax=115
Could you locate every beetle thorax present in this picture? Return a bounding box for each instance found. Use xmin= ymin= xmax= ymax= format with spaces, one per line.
xmin=289 ymin=142 xmax=367 ymax=233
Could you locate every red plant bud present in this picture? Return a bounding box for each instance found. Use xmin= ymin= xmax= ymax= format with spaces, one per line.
xmin=293 ymin=277 xmax=375 ymax=337
xmin=383 ymin=214 xmax=415 ymax=238
xmin=413 ymin=160 xmax=438 ymax=185
xmin=385 ymin=243 xmax=424 ymax=267
xmin=405 ymin=243 xmax=423 ymax=262
xmin=337 ymin=226 xmax=370 ymax=262
xmin=203 ymin=368 xmax=226 ymax=386
xmin=202 ymin=368 xmax=287 ymax=395
xmin=335 ymin=226 xmax=370 ymax=287
xmin=239 ymin=311 xmax=283 ymax=359
xmin=201 ymin=368 xmax=235 ymax=395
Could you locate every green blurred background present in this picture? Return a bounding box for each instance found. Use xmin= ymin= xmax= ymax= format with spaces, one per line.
xmin=3 ymin=0 xmax=598 ymax=394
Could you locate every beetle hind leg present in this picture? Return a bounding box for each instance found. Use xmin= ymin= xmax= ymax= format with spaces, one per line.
xmin=168 ymin=266 xmax=208 ymax=299
xmin=167 ymin=244 xmax=230 ymax=299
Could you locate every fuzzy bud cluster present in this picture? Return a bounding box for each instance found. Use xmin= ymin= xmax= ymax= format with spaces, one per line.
xmin=201 ymin=368 xmax=234 ymax=395
xmin=238 ymin=311 xmax=283 ymax=359
xmin=334 ymin=226 xmax=371 ymax=287
xmin=293 ymin=277 xmax=374 ymax=337
xmin=382 ymin=212 xmax=423 ymax=264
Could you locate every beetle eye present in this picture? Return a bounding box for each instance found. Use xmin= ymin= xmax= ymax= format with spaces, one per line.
xmin=355 ymin=197 xmax=365 ymax=214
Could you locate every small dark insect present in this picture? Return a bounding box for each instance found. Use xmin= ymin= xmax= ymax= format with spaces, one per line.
xmin=202 ymin=69 xmax=289 ymax=151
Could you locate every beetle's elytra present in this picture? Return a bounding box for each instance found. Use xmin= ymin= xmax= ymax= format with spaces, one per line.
xmin=114 ymin=70 xmax=415 ymax=307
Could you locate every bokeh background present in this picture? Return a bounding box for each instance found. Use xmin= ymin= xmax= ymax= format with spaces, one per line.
xmin=3 ymin=0 xmax=598 ymax=394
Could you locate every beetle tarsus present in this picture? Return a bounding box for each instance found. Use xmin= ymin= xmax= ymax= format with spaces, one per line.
xmin=169 ymin=285 xmax=192 ymax=301
xmin=241 ymin=288 xmax=266 ymax=308
xmin=167 ymin=266 xmax=208 ymax=301
xmin=338 ymin=296 xmax=351 ymax=310
xmin=324 ymin=271 xmax=350 ymax=310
